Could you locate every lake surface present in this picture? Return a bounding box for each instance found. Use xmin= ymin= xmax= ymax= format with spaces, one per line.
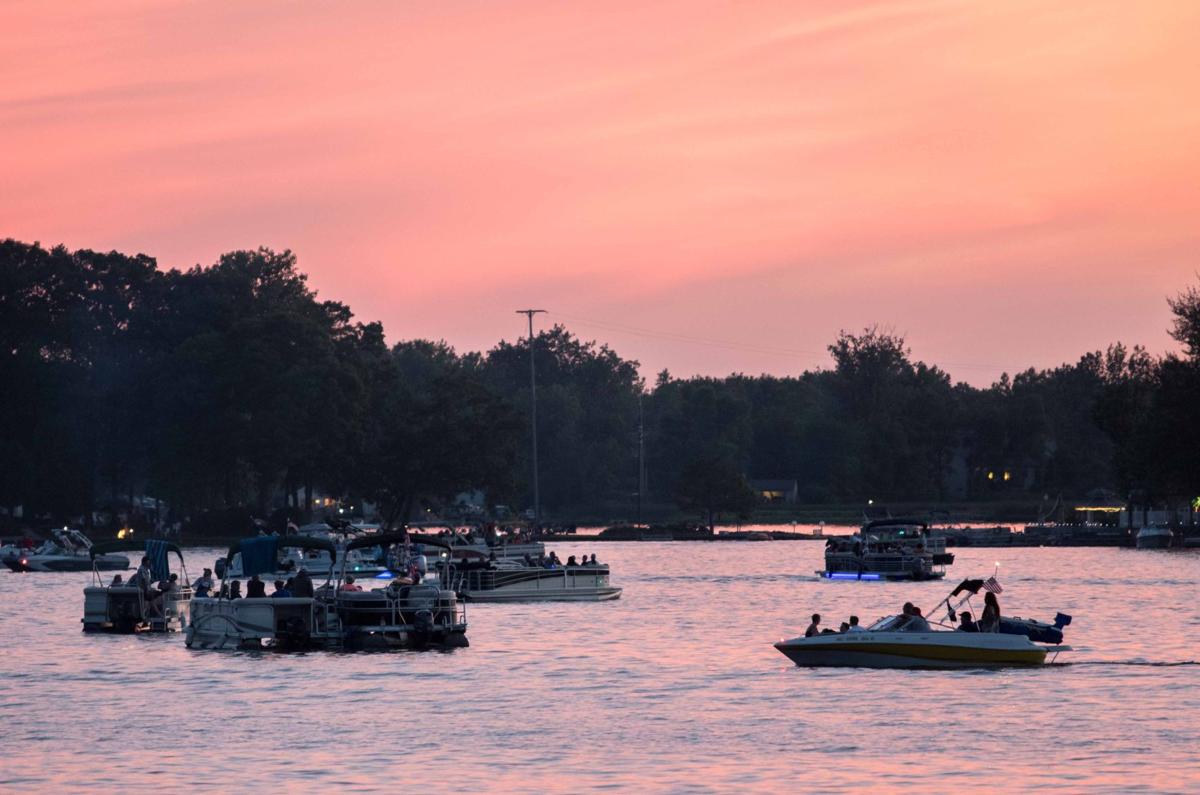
xmin=2 ymin=542 xmax=1198 ymax=793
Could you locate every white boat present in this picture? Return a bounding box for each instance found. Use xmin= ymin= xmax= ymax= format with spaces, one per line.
xmin=82 ymin=540 xmax=192 ymax=633
xmin=416 ymin=525 xmax=545 ymax=565
xmin=442 ymin=557 xmax=622 ymax=602
xmin=1135 ymin=526 xmax=1173 ymax=550
xmin=775 ymin=576 xmax=1071 ymax=669
xmin=3 ymin=528 xmax=129 ymax=572
xmin=775 ymin=627 xmax=1068 ymax=669
xmin=819 ymin=518 xmax=952 ymax=581
xmin=187 ymin=533 xmax=468 ymax=651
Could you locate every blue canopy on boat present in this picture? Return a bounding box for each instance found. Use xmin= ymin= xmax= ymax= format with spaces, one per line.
xmin=237 ymin=536 xmax=279 ymax=578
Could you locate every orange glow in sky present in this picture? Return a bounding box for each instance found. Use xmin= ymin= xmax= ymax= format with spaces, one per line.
xmin=3 ymin=1 xmax=1198 ymax=383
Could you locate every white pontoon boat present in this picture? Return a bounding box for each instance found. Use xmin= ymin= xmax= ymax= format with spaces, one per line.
xmin=187 ymin=533 xmax=468 ymax=651
xmin=441 ymin=554 xmax=622 ymax=602
xmin=82 ymin=540 xmax=192 ymax=633
xmin=819 ymin=518 xmax=953 ymax=581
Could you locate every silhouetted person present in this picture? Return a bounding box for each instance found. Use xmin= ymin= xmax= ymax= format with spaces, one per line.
xmin=805 ymin=613 xmax=821 ymax=637
xmin=980 ymin=592 xmax=1001 ymax=632
xmin=292 ymin=568 xmax=314 ymax=598
xmin=957 ymin=611 xmax=978 ymax=632
xmin=246 ymin=575 xmax=267 ymax=598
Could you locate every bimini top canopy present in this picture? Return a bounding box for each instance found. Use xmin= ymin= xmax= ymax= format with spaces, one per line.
xmin=92 ymin=538 xmax=185 ymax=581
xmin=223 ymin=535 xmax=338 ymax=576
xmin=343 ymin=531 xmax=454 ymax=554
xmin=91 ymin=538 xmax=185 ymax=563
xmin=863 ymin=518 xmax=929 ymax=531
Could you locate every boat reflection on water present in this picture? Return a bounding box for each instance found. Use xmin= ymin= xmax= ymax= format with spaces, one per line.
xmin=776 ymin=576 xmax=1072 ymax=669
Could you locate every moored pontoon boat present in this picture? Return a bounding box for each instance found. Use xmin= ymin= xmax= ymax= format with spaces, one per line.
xmin=82 ymin=539 xmax=192 ymax=633
xmin=441 ymin=553 xmax=622 ymax=602
xmin=187 ymin=533 xmax=467 ymax=651
xmin=819 ymin=518 xmax=952 ymax=581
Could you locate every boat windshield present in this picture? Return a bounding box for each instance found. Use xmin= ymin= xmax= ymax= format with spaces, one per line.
xmin=867 ymin=615 xmax=907 ymax=631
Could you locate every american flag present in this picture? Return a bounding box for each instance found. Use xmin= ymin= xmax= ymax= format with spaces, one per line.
xmin=983 ymin=576 xmax=1003 ymax=594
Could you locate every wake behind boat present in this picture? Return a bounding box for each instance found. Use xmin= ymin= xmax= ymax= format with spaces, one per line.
xmin=775 ymin=576 xmax=1071 ymax=669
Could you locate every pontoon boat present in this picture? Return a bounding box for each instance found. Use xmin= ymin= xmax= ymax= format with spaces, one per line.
xmin=82 ymin=539 xmax=192 ymax=633
xmin=819 ymin=518 xmax=952 ymax=581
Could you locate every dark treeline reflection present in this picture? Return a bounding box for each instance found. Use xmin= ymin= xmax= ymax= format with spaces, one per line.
xmin=2 ymin=239 xmax=1199 ymax=529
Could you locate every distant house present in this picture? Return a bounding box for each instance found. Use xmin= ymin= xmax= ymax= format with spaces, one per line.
xmin=749 ymin=479 xmax=799 ymax=504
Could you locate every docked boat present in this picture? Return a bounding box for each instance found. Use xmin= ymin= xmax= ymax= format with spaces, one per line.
xmin=187 ymin=533 xmax=468 ymax=651
xmin=3 ymin=528 xmax=129 ymax=573
xmin=819 ymin=518 xmax=952 ymax=581
xmin=441 ymin=554 xmax=622 ymax=602
xmin=775 ymin=577 xmax=1071 ymax=669
xmin=1135 ymin=526 xmax=1173 ymax=550
xmin=82 ymin=539 xmax=192 ymax=633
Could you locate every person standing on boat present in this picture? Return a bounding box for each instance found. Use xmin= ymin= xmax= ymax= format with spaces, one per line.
xmin=192 ymin=568 xmax=214 ymax=598
xmin=804 ymin=614 xmax=821 ymax=637
xmin=979 ymin=592 xmax=1001 ymax=632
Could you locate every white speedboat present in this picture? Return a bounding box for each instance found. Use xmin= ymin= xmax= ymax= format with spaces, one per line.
xmin=775 ymin=576 xmax=1071 ymax=669
xmin=775 ymin=627 xmax=1067 ymax=669
xmin=4 ymin=528 xmax=129 ymax=572
xmin=819 ymin=518 xmax=952 ymax=581
xmin=187 ymin=533 xmax=468 ymax=651
xmin=1135 ymin=526 xmax=1173 ymax=549
xmin=442 ymin=557 xmax=622 ymax=602
xmin=82 ymin=540 xmax=192 ymax=633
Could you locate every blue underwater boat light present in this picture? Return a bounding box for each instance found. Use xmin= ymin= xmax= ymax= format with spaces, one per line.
xmin=826 ymin=572 xmax=881 ymax=581
xmin=374 ymin=571 xmax=394 ymax=579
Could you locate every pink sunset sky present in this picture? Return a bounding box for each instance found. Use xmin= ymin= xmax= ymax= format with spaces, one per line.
xmin=3 ymin=0 xmax=1198 ymax=384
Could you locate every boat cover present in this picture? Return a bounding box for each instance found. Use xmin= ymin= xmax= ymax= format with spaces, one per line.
xmin=146 ymin=538 xmax=171 ymax=582
xmin=238 ymin=536 xmax=279 ymax=577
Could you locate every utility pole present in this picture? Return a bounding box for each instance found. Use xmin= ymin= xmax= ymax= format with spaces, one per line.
xmin=516 ymin=309 xmax=546 ymax=525
xmin=637 ymin=392 xmax=646 ymax=526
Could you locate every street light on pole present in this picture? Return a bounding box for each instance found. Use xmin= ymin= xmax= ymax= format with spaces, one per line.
xmin=516 ymin=309 xmax=546 ymax=525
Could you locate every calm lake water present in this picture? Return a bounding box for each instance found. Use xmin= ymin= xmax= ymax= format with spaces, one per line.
xmin=2 ymin=541 xmax=1198 ymax=793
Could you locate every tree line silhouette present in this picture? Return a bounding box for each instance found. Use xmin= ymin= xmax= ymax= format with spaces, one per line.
xmin=2 ymin=238 xmax=1197 ymax=531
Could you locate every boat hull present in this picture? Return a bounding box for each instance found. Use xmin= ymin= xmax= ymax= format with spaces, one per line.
xmin=1135 ymin=530 xmax=1172 ymax=550
xmin=775 ymin=631 xmax=1064 ymax=669
xmin=449 ymin=565 xmax=622 ymax=602
xmin=81 ymin=585 xmax=191 ymax=633
xmin=4 ymin=553 xmax=129 ymax=572
xmin=818 ymin=570 xmax=946 ymax=582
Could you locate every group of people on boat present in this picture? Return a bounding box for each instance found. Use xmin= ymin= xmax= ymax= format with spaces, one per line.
xmin=803 ymin=591 xmax=1002 ymax=636
xmin=198 ymin=568 xmax=317 ymax=599
xmin=519 ymin=552 xmax=600 ymax=569
xmin=107 ymin=555 xmax=183 ymax=615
